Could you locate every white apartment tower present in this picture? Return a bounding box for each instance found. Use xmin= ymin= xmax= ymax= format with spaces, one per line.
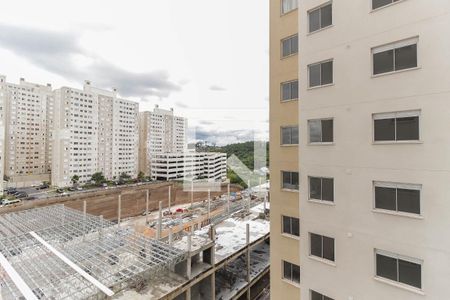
xmin=84 ymin=82 xmax=139 ymax=180
xmin=138 ymin=106 xmax=187 ymax=175
xmin=299 ymin=1 xmax=450 ymax=300
xmin=0 ymin=77 xmax=53 ymax=187
xmin=51 ymin=86 xmax=99 ymax=187
xmin=52 ymin=82 xmax=139 ymax=187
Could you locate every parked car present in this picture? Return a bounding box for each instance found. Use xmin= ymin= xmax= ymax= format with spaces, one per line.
xmin=1 ymin=199 xmax=21 ymax=207
xmin=15 ymin=192 xmax=28 ymax=199
xmin=102 ymin=183 xmax=108 ymax=187
xmin=25 ymin=196 xmax=36 ymax=201
xmin=36 ymin=184 xmax=49 ymax=190
xmin=56 ymin=188 xmax=64 ymax=193
xmin=6 ymin=188 xmax=17 ymax=194
xmin=68 ymin=187 xmax=76 ymax=191
xmin=76 ymin=187 xmax=83 ymax=191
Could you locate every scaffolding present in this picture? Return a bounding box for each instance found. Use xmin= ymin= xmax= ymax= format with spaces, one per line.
xmin=0 ymin=205 xmax=187 ymax=300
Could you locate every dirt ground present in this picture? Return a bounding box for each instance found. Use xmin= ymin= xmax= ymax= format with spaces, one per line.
xmin=0 ymin=182 xmax=242 ymax=220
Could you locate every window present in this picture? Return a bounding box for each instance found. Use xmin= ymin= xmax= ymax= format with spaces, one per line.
xmin=311 ymin=290 xmax=334 ymax=300
xmin=282 ymin=0 xmax=298 ymax=14
xmin=281 ymin=80 xmax=299 ymax=101
xmin=374 ymin=182 xmax=421 ymax=215
xmin=282 ymin=215 xmax=300 ymax=236
xmin=308 ymin=3 xmax=332 ymax=33
xmin=308 ymin=119 xmax=333 ymax=143
xmin=282 ymin=171 xmax=299 ymax=190
xmin=309 ymin=177 xmax=334 ymax=202
xmin=282 ymin=35 xmax=298 ymax=58
xmin=372 ymin=0 xmax=401 ymax=10
xmin=283 ymin=260 xmax=300 ymax=284
xmin=372 ymin=38 xmax=418 ymax=75
xmin=308 ymin=60 xmax=333 ymax=87
xmin=376 ymin=250 xmax=422 ymax=289
xmin=281 ymin=126 xmax=299 ymax=145
xmin=373 ymin=111 xmax=420 ymax=142
xmin=310 ymin=233 xmax=335 ymax=262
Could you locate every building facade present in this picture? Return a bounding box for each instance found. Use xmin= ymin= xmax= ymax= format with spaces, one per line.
xmin=138 ymin=106 xmax=187 ymax=176
xmin=52 ymin=82 xmax=139 ymax=187
xmin=85 ymin=83 xmax=139 ymax=180
xmin=150 ymin=152 xmax=227 ymax=181
xmin=51 ymin=86 xmax=99 ymax=187
xmin=299 ymin=1 xmax=450 ymax=300
xmin=0 ymin=77 xmax=53 ymax=187
xmin=269 ymin=0 xmax=300 ymax=298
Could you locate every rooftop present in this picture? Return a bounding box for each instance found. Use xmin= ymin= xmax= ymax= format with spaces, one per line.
xmin=0 ymin=205 xmax=186 ymax=300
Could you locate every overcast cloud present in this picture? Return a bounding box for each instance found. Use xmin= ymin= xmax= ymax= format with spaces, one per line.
xmin=0 ymin=0 xmax=268 ymax=145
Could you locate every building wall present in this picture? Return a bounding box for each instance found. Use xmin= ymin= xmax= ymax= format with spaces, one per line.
xmin=52 ymin=87 xmax=99 ymax=187
xmin=0 ymin=76 xmax=6 ymax=193
xmin=299 ymin=1 xmax=450 ymax=299
xmin=2 ymin=77 xmax=53 ymax=187
xmin=138 ymin=111 xmax=151 ymax=176
xmin=139 ymin=106 xmax=188 ymax=176
xmin=269 ymin=0 xmax=300 ymax=299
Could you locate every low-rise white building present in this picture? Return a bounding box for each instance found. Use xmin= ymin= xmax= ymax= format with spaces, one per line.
xmin=150 ymin=152 xmax=227 ymax=181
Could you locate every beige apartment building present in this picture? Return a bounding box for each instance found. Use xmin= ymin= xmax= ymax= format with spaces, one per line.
xmin=298 ymin=1 xmax=450 ymax=299
xmin=0 ymin=77 xmax=53 ymax=187
xmin=269 ymin=0 xmax=300 ymax=299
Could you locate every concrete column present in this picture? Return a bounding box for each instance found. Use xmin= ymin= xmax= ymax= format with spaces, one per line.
xmin=211 ymin=272 xmax=216 ymax=300
xmin=117 ymin=194 xmax=122 ymax=226
xmin=99 ymin=215 xmax=103 ymax=239
xmin=263 ymin=194 xmax=267 ymax=213
xmin=157 ymin=201 xmax=162 ymax=239
xmin=82 ymin=200 xmax=87 ymax=241
xmin=145 ymin=190 xmax=149 ymax=224
xmin=187 ymin=233 xmax=192 ymax=279
xmin=168 ymin=185 xmax=172 ymax=212
xmin=185 ymin=288 xmax=191 ymax=300
xmin=190 ymin=180 xmax=194 ymax=208
xmin=210 ymin=225 xmax=216 ymax=264
xmin=169 ymin=227 xmax=173 ymax=246
xmin=208 ymin=189 xmax=211 ymax=220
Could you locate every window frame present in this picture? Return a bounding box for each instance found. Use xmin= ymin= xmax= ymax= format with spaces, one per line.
xmin=280 ymin=79 xmax=299 ymax=102
xmin=372 ymin=110 xmax=421 ymax=143
xmin=374 ymin=249 xmax=423 ymax=291
xmin=281 ymin=34 xmax=299 ymax=59
xmin=282 ymin=215 xmax=300 ymax=237
xmin=373 ymin=181 xmax=422 ymax=217
xmin=308 ymin=59 xmax=334 ymax=88
xmin=310 ymin=290 xmax=334 ymax=300
xmin=307 ymin=2 xmax=333 ymax=34
xmin=308 ymin=118 xmax=334 ymax=144
xmin=371 ymin=37 xmax=419 ymax=76
xmin=280 ymin=126 xmax=299 ymax=145
xmin=309 ymin=232 xmax=336 ymax=263
xmin=281 ymin=0 xmax=298 ymax=15
xmin=308 ymin=176 xmax=334 ymax=203
xmin=281 ymin=171 xmax=299 ymax=191
xmin=282 ymin=260 xmax=301 ymax=285
xmin=371 ymin=0 xmax=404 ymax=11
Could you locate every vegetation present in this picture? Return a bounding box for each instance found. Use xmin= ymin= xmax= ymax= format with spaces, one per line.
xmin=90 ymin=172 xmax=106 ymax=186
xmin=137 ymin=171 xmax=145 ymax=182
xmin=71 ymin=175 xmax=80 ymax=186
xmin=196 ymin=141 xmax=269 ymax=187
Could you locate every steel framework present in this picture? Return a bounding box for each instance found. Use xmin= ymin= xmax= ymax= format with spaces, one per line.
xmin=0 ymin=205 xmax=186 ymax=299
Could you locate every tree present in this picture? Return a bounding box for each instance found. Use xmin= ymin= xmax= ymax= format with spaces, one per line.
xmin=119 ymin=172 xmax=131 ymax=182
xmin=91 ymin=172 xmax=106 ymax=186
xmin=71 ymin=175 xmax=80 ymax=186
xmin=137 ymin=171 xmax=145 ymax=182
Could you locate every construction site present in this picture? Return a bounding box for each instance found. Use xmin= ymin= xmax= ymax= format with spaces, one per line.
xmin=0 ymin=182 xmax=270 ymax=300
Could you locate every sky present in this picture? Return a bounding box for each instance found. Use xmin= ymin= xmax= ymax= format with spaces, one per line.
xmin=0 ymin=0 xmax=269 ymax=146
